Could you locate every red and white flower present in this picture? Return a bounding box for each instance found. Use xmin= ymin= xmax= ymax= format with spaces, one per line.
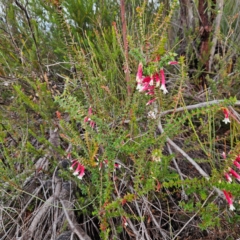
xmin=84 ymin=107 xmax=95 ymax=129
xmin=70 ymin=160 xmax=85 ymax=180
xmin=223 ymin=190 xmax=235 ymax=211
xmin=233 ymin=160 xmax=240 ymax=170
xmin=122 ymin=216 xmax=128 ymax=226
xmin=154 ymin=72 xmax=161 ymax=88
xmin=222 ymin=108 xmax=230 ymax=124
xmin=136 ymin=62 xmax=143 ymax=83
xmin=224 ymin=172 xmax=232 ymax=183
xmin=228 ymin=168 xmax=240 ymax=181
xmin=114 ymin=163 xmax=121 ymax=169
xmin=160 ymin=69 xmax=168 ymax=94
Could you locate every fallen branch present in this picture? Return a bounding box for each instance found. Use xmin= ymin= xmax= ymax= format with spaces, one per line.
xmin=160 ymin=100 xmax=240 ymax=116
xmin=60 ymin=199 xmax=92 ymax=240
xmin=157 ymin=119 xmax=224 ymax=197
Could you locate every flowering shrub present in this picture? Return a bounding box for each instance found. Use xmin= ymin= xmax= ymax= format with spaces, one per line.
xmin=222 ymin=154 xmax=240 ymax=210
xmin=135 ymin=53 xmax=178 ymax=105
xmin=1 ymin=0 xmax=240 ymax=239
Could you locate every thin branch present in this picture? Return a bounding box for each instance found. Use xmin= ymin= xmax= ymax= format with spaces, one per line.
xmin=60 ymin=199 xmax=92 ymax=240
xmin=166 ymin=144 xmax=188 ymax=200
xmin=134 ymin=199 xmax=151 ymax=240
xmin=157 ymin=119 xmax=224 ymax=197
xmin=31 ymin=183 xmax=61 ymax=228
xmin=160 ymin=100 xmax=240 ymax=116
xmin=123 ymin=100 xmax=240 ymax=124
xmin=45 ymin=61 xmax=75 ymax=67
xmin=142 ymin=197 xmax=170 ymax=240
xmin=172 ymin=190 xmax=214 ymax=240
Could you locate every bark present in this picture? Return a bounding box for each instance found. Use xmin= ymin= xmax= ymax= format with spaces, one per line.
xmin=198 ymin=0 xmax=212 ymax=69
xmin=180 ymin=0 xmax=194 ymax=29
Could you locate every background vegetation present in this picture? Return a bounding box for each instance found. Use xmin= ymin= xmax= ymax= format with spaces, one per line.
xmin=0 ymin=0 xmax=240 ymax=239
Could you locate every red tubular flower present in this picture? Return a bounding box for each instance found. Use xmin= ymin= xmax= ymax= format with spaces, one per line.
xmin=142 ymin=76 xmax=151 ymax=83
xmin=228 ymin=168 xmax=240 ymax=181
xmin=222 ymin=108 xmax=230 ymax=124
xmin=90 ymin=120 xmax=95 ymax=128
xmin=136 ymin=62 xmax=143 ymax=83
xmin=141 ymin=83 xmax=151 ymax=92
xmin=84 ymin=116 xmax=90 ymax=122
xmin=137 ymin=76 xmax=151 ymax=92
xmin=114 ymin=163 xmax=121 ymax=169
xmin=154 ymin=73 xmax=160 ymax=87
xmin=70 ymin=160 xmax=85 ymax=180
xmin=88 ymin=107 xmax=92 ymax=115
xmin=168 ymin=61 xmax=178 ymax=65
xmin=160 ymin=68 xmax=168 ymax=94
xmin=77 ymin=165 xmax=85 ymax=180
xmin=235 ymin=155 xmax=240 ymax=162
xmin=233 ymin=160 xmax=240 ymax=170
xmin=224 ymin=172 xmax=232 ymax=183
xmin=223 ymin=190 xmax=235 ymax=211
xmin=122 ymin=216 xmax=128 ymax=226
xmin=145 ymin=86 xmax=155 ymax=95
xmin=84 ymin=107 xmax=95 ymax=128
xmin=146 ymin=98 xmax=156 ymax=106
xmin=69 ymin=159 xmax=78 ymax=170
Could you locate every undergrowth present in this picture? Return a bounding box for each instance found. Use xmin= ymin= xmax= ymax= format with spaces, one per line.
xmin=0 ymin=0 xmax=240 ymax=239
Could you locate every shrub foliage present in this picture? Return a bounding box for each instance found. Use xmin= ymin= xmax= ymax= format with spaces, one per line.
xmin=1 ymin=0 xmax=240 ymax=239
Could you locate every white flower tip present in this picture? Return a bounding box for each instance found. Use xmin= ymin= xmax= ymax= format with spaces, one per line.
xmin=136 ymin=84 xmax=143 ymax=92
xmin=222 ymin=118 xmax=230 ymax=124
xmin=73 ymin=171 xmax=78 ymax=176
xmin=160 ymin=85 xmax=168 ymax=94
xmin=136 ymin=77 xmax=141 ymax=82
xmin=229 ymin=204 xmax=235 ymax=211
xmin=69 ymin=167 xmax=73 ymax=170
